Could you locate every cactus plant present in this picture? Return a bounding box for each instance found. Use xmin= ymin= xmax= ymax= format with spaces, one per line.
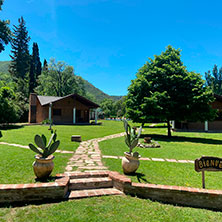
xmin=123 ymin=119 xmax=142 ymax=155
xmin=28 ymin=130 xmax=60 ymax=158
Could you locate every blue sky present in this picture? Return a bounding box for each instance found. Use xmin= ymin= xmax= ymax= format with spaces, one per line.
xmin=1 ymin=0 xmax=222 ymax=96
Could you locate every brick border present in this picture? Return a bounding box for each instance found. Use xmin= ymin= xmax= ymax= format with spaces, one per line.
xmin=2 ymin=170 xmax=222 ymax=210
xmin=109 ymin=171 xmax=222 ymax=210
xmin=0 ymin=176 xmax=69 ymax=204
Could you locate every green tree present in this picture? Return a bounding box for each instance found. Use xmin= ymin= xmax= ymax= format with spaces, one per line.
xmin=0 ymin=86 xmax=20 ymax=124
xmin=126 ymin=45 xmax=215 ymax=137
xmin=0 ymin=0 xmax=11 ymax=53
xmin=9 ymin=16 xmax=30 ymax=80
xmin=29 ymin=42 xmax=42 ymax=93
xmin=100 ymin=98 xmax=115 ymax=118
xmin=35 ymin=58 xmax=85 ymax=97
xmin=205 ymin=64 xmax=222 ymax=95
xmin=114 ymin=97 xmax=126 ymax=117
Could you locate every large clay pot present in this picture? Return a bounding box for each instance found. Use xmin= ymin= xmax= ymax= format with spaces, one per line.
xmin=122 ymin=152 xmax=140 ymax=174
xmin=33 ymin=155 xmax=55 ymax=179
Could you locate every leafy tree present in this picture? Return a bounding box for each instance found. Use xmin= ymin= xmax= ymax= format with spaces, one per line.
xmin=205 ymin=64 xmax=222 ymax=95
xmin=126 ymin=45 xmax=215 ymax=137
xmin=35 ymin=58 xmax=85 ymax=97
xmin=114 ymin=96 xmax=126 ymax=117
xmin=0 ymin=86 xmax=20 ymax=124
xmin=100 ymin=98 xmax=115 ymax=118
xmin=29 ymin=42 xmax=41 ymax=93
xmin=0 ymin=0 xmax=11 ymax=53
xmin=9 ymin=16 xmax=30 ymax=80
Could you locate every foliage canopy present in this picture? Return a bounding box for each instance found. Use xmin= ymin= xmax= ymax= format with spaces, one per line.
xmin=35 ymin=58 xmax=85 ymax=97
xmin=126 ymin=45 xmax=215 ymax=137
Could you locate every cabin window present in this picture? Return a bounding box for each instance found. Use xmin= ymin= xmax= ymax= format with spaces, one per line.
xmin=53 ymin=109 xmax=62 ymax=116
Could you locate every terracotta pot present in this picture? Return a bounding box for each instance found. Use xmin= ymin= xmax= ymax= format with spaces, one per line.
xmin=33 ymin=155 xmax=55 ymax=179
xmin=122 ymin=152 xmax=140 ymax=174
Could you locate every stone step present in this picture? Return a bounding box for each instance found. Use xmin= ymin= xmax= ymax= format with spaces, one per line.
xmin=78 ymin=166 xmax=108 ymax=170
xmin=69 ymin=177 xmax=113 ymax=190
xmin=69 ymin=188 xmax=123 ymax=199
xmin=62 ymin=170 xmax=109 ymax=179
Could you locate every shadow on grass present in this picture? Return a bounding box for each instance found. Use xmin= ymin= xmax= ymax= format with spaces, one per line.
xmin=143 ymin=125 xmax=167 ymax=129
xmin=35 ymin=176 xmax=57 ymax=183
xmin=0 ymin=125 xmax=24 ymax=130
xmin=140 ymin=133 xmax=222 ymax=145
xmin=125 ymin=172 xmax=150 ymax=183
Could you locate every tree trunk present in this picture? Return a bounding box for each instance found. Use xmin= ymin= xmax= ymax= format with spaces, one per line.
xmin=167 ymin=120 xmax=171 ymax=137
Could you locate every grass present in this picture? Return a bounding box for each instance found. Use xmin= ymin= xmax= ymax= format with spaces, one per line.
xmin=0 ymin=144 xmax=72 ymax=184
xmin=100 ymin=128 xmax=222 ymax=160
xmin=1 ymin=195 xmax=222 ymax=221
xmin=103 ymin=158 xmax=222 ymax=189
xmin=99 ymin=124 xmax=222 ymax=189
xmin=0 ymin=120 xmax=125 ymax=151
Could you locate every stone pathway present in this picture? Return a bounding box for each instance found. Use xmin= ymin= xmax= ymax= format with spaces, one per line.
xmin=65 ymin=132 xmax=125 ymax=172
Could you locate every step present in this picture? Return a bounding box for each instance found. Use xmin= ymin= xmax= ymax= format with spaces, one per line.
xmin=78 ymin=166 xmax=108 ymax=170
xmin=69 ymin=188 xmax=123 ymax=199
xmin=69 ymin=177 xmax=113 ymax=190
xmin=63 ymin=170 xmax=109 ymax=179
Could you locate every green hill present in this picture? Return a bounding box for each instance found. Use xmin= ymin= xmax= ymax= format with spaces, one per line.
xmin=0 ymin=61 xmax=122 ymax=103
xmin=0 ymin=61 xmax=10 ymax=73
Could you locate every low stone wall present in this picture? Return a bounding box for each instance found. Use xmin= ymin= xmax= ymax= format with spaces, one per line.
xmin=109 ymin=171 xmax=222 ymax=210
xmin=0 ymin=176 xmax=69 ymax=205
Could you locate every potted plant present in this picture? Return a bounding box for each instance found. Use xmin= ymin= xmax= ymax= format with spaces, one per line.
xmin=122 ymin=119 xmax=142 ymax=174
xmin=28 ymin=130 xmax=60 ymax=179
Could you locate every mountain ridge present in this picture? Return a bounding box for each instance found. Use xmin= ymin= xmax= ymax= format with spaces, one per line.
xmin=0 ymin=61 xmax=123 ymax=103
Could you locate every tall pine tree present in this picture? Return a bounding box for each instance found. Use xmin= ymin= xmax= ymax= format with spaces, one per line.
xmin=9 ymin=16 xmax=30 ymax=122
xmin=9 ymin=16 xmax=30 ymax=80
xmin=43 ymin=59 xmax=48 ymax=71
xmin=29 ymin=42 xmax=41 ymax=93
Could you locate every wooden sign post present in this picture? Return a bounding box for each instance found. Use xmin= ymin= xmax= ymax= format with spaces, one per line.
xmin=195 ymin=156 xmax=222 ymax=189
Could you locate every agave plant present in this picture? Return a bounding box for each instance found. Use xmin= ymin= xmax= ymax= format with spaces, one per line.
xmin=123 ymin=119 xmax=142 ymax=156
xmin=28 ymin=130 xmax=60 ymax=158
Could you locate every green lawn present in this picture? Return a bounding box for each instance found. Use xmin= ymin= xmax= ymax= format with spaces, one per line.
xmin=100 ymin=126 xmax=222 ymax=160
xmin=0 ymin=120 xmax=125 ymax=151
xmin=103 ymin=158 xmax=222 ymax=190
xmin=0 ymin=144 xmax=72 ymax=184
xmin=99 ymin=124 xmax=222 ymax=189
xmin=1 ymin=195 xmax=222 ymax=221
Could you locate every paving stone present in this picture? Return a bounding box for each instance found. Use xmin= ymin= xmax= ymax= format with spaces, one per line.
xmin=140 ymin=157 xmax=151 ymax=161
xmin=165 ymin=159 xmax=178 ymax=162
xmin=85 ymin=160 xmax=94 ymax=164
xmin=65 ymin=166 xmax=73 ymax=171
xmin=78 ymin=166 xmax=108 ymax=170
xmin=177 ymin=160 xmax=188 ymax=163
xmin=151 ymin=158 xmax=165 ymax=162
xmin=187 ymin=160 xmax=194 ymax=163
xmin=102 ymin=155 xmax=118 ymax=159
